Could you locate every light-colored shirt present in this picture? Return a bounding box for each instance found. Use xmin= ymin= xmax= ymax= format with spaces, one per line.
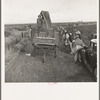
xmin=74 ymin=38 xmax=85 ymax=46
xmin=66 ymin=34 xmax=69 ymax=39
xmin=75 ymin=31 xmax=81 ymax=35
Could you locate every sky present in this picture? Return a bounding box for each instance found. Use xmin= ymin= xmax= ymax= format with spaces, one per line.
xmin=3 ymin=0 xmax=98 ymax=24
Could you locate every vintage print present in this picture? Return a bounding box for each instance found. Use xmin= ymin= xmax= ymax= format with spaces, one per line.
xmin=4 ymin=0 xmax=97 ymax=82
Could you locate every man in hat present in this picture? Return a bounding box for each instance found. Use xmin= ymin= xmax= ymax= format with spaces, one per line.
xmin=68 ymin=32 xmax=74 ymax=53
xmin=75 ymin=30 xmax=81 ymax=39
xmin=72 ymin=34 xmax=85 ymax=62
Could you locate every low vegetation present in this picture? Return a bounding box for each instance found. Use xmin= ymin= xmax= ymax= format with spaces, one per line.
xmin=5 ymin=22 xmax=97 ymax=69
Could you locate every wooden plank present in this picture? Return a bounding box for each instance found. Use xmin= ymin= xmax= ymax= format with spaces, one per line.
xmin=36 ymin=37 xmax=55 ymax=40
xmin=35 ymin=43 xmax=55 ymax=46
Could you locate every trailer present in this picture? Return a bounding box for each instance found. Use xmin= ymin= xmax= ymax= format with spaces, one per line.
xmin=32 ymin=11 xmax=58 ymax=62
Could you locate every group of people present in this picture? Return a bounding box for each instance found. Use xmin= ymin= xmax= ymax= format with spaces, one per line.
xmin=58 ymin=27 xmax=86 ymax=62
xmin=26 ymin=24 xmax=86 ymax=62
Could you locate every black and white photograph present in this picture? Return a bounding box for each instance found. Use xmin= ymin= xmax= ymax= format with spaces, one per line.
xmin=4 ymin=0 xmax=98 ymax=83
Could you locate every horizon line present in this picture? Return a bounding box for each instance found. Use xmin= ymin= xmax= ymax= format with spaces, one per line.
xmin=4 ymin=21 xmax=97 ymax=25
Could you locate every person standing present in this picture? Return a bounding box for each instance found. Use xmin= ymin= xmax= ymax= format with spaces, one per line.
xmin=28 ymin=26 xmax=32 ymax=38
xmin=37 ymin=15 xmax=42 ymax=36
xmin=68 ymin=33 xmax=74 ymax=54
xmin=72 ymin=34 xmax=85 ymax=62
xmin=75 ymin=30 xmax=81 ymax=39
xmin=64 ymin=29 xmax=71 ymax=51
xmin=61 ymin=27 xmax=66 ymax=45
xmin=65 ymin=32 xmax=69 ymax=46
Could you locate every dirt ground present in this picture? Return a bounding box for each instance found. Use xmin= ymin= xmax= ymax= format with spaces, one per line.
xmin=5 ymin=45 xmax=95 ymax=82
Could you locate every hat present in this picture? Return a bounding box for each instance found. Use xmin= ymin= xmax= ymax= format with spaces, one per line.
xmin=75 ymin=31 xmax=81 ymax=35
xmin=69 ymin=33 xmax=72 ymax=35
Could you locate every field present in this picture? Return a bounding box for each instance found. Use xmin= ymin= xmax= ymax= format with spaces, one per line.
xmin=5 ymin=22 xmax=96 ymax=46
xmin=5 ymin=22 xmax=97 ymax=82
